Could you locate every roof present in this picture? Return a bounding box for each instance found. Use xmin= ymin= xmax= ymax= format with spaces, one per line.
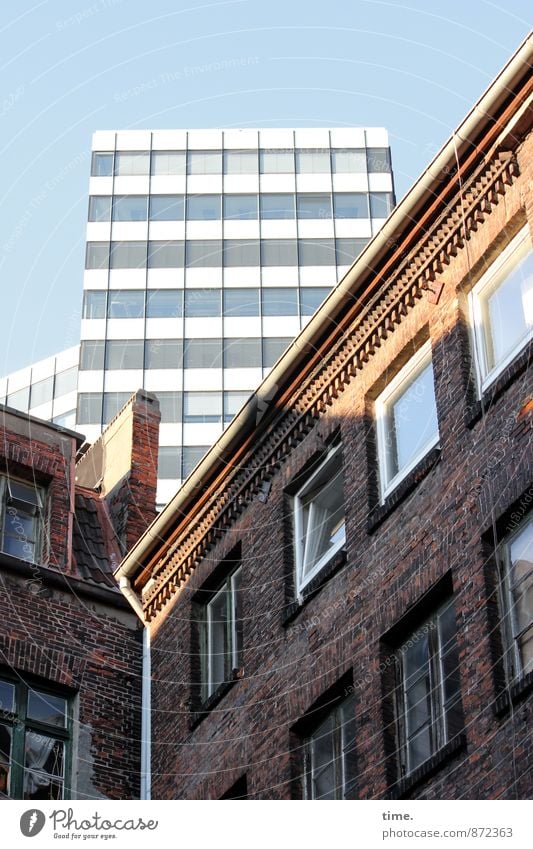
xmin=72 ymin=489 xmax=122 ymax=589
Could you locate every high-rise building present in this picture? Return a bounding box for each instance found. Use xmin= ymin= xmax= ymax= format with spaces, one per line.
xmin=2 ymin=128 xmax=394 ymax=506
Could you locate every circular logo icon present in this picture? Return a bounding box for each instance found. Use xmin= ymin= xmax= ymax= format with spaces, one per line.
xmin=20 ymin=810 xmax=46 ymax=837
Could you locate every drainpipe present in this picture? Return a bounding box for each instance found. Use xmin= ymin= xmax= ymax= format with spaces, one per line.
xmin=119 ymin=576 xmax=151 ymax=801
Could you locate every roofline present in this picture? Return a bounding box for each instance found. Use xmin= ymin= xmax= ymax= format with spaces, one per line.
xmin=0 ymin=403 xmax=85 ymax=448
xmin=116 ymin=32 xmax=532 ymax=582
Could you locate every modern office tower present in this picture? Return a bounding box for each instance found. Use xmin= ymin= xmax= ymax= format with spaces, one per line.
xmin=1 ymin=127 xmax=394 ymax=506
xmin=0 ymin=346 xmax=79 ymax=429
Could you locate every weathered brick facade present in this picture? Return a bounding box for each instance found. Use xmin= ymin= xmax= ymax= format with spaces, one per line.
xmin=117 ymin=46 xmax=532 ymax=800
xmin=0 ymin=390 xmax=159 ymax=799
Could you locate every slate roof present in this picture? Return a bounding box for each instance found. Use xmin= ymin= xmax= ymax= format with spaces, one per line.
xmin=72 ymin=489 xmax=121 ymax=589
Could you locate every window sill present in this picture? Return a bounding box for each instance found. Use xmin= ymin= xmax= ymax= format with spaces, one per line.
xmin=493 ymin=669 xmax=533 ymax=717
xmin=282 ymin=548 xmax=347 ymax=627
xmin=466 ymin=340 xmax=532 ymax=429
xmin=189 ymin=668 xmax=243 ymax=731
xmin=390 ymin=734 xmax=467 ymax=799
xmin=367 ymin=447 xmax=441 ymax=534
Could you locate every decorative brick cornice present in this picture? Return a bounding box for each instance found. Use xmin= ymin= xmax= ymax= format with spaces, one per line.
xmin=143 ymin=150 xmax=519 ymax=621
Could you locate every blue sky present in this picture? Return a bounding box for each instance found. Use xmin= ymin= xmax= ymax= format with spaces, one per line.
xmin=0 ymin=0 xmax=531 ymax=374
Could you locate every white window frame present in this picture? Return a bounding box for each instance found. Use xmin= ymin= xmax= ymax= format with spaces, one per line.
xmin=375 ymin=340 xmax=439 ymax=503
xmin=204 ymin=567 xmax=242 ymax=700
xmin=497 ymin=516 xmax=533 ymax=683
xmin=470 ymin=224 xmax=532 ymax=393
xmin=304 ymin=697 xmax=355 ymax=799
xmin=293 ymin=444 xmax=346 ymax=596
xmin=0 ymin=476 xmax=44 ymax=564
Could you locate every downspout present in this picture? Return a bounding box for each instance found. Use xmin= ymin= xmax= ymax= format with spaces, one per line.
xmin=119 ymin=576 xmax=151 ymax=801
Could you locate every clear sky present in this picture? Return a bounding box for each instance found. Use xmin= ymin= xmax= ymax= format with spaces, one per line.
xmin=0 ymin=0 xmax=531 ymax=375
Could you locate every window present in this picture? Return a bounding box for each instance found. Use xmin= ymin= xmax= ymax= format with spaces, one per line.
xmin=91 ymin=152 xmax=113 ymax=177
xmin=185 ymin=289 xmax=221 ymax=317
xmin=112 ymin=196 xmax=147 ymax=221
xmin=293 ymin=444 xmax=346 ymax=594
xmin=299 ymin=239 xmax=336 ymax=266
xmin=105 ymin=340 xmax=144 ymax=370
xmin=153 ymin=391 xmax=182 ymax=423
xmin=102 ymin=392 xmax=130 ymax=424
xmin=88 ymin=196 xmax=111 ymax=222
xmin=107 ymin=290 xmax=145 ymax=319
xmin=145 ymin=340 xmax=183 ymax=369
xmin=149 ymin=195 xmax=184 ymax=221
xmin=224 ymin=338 xmax=262 ymax=369
xmin=367 ymin=147 xmax=391 ymax=173
xmin=300 ymin=287 xmax=331 ymax=316
xmin=183 ymin=339 xmax=222 ymax=369
xmin=82 ymin=291 xmax=106 ymax=319
xmin=333 ymin=193 xmax=369 ymax=219
xmin=85 ymin=242 xmax=109 ymax=269
xmin=52 ymin=410 xmax=76 ymax=429
xmin=259 ymin=194 xmax=295 ymax=220
xmin=187 ymin=151 xmax=222 ymax=175
xmin=375 ymin=341 xmax=439 ymax=499
xmin=224 ymin=391 xmax=251 ymax=422
xmin=77 ymin=392 xmax=102 ymax=424
xmin=303 ymin=697 xmax=356 ymax=799
xmin=223 ymin=288 xmax=260 ymax=317
xmin=259 ymin=149 xmax=294 ymax=173
xmin=151 ymin=151 xmax=186 ymax=176
xmin=30 ymin=378 xmax=54 ymax=408
xmin=223 ymin=239 xmax=260 ymax=267
xmin=0 ymin=477 xmax=44 ymax=563
xmin=148 ymin=240 xmax=184 ymax=268
xmin=114 ymin=152 xmax=150 ymax=176
xmin=54 ymin=367 xmax=77 ymax=397
xmin=157 ymin=447 xmax=182 ymax=479
xmin=200 ymin=568 xmax=243 ymax=701
xmin=186 ymin=240 xmax=223 ymax=268
xmin=223 ymin=195 xmax=258 ymax=220
xmin=110 ymin=241 xmax=146 ymax=269
xmin=262 ymin=337 xmax=292 ymax=367
xmin=224 ymin=150 xmax=258 ymax=174
xmin=395 ymin=600 xmax=462 ymax=776
xmin=146 ymin=289 xmax=183 ymax=318
xmin=470 ymin=226 xmax=532 ymax=389
xmin=497 ymin=516 xmax=532 ymax=682
xmin=0 ymin=675 xmax=70 ymax=799
xmin=186 ymin=194 xmax=221 ymax=220
xmin=296 ymin=149 xmax=331 ymax=173
xmin=79 ymin=341 xmax=105 ymax=371
xmin=297 ymin=194 xmax=332 ymax=219
xmin=261 ymin=239 xmax=298 ymax=266
xmin=182 ymin=446 xmax=209 ymax=478
xmin=6 ymin=388 xmax=29 ymax=411
xmin=262 ymin=288 xmax=298 ymax=316
xmin=336 ymin=238 xmax=367 ymax=266
xmin=331 ymin=148 xmax=366 ymax=173
xmin=184 ymin=392 xmax=222 ymax=423
xmin=370 ymin=192 xmax=393 ymax=218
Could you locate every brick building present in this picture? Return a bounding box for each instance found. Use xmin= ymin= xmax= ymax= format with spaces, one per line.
xmin=117 ymin=36 xmax=532 ymax=800
xmin=0 ymin=390 xmax=159 ymax=799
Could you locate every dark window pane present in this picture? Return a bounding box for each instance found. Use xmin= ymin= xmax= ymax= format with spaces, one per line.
xmin=370 ymin=192 xmax=393 ymax=218
xmin=263 ymin=337 xmax=291 ymax=367
xmin=79 ymin=341 xmax=105 ymax=370
xmin=85 ymin=242 xmax=109 ymax=269
xmin=184 ymin=392 xmax=222 ymax=423
xmin=187 ymin=194 xmax=221 ymax=220
xmin=91 ymin=153 xmax=113 ymax=177
xmin=0 ymin=680 xmax=15 ymax=713
xmin=260 ymin=194 xmax=295 ymax=219
xmin=77 ymin=392 xmax=102 ymax=424
xmin=336 ymin=238 xmax=368 ymax=265
xmin=88 ymin=196 xmax=111 ymax=222
xmin=224 ymin=338 xmax=261 ymax=368
xmin=186 ymin=240 xmax=223 ymax=267
xmin=105 ymin=340 xmax=144 ymax=369
xmin=146 ymin=289 xmax=183 ymax=318
xmin=110 ymin=241 xmax=146 ymax=269
xmin=262 ymin=288 xmax=298 ymax=316
xmin=223 ymin=289 xmax=260 ymax=316
xmin=148 ymin=241 xmax=184 ymax=268
xmin=115 ymin=152 xmax=149 ymax=176
xmin=261 ymin=239 xmax=298 ymax=266
xmin=223 ymin=195 xmax=258 ymax=220
xmin=182 ymin=446 xmax=209 ymax=478
xmin=185 ymin=289 xmax=221 ymax=317
xmin=300 ymin=287 xmax=331 ymax=315
xmin=158 ymin=446 xmax=182 ymax=479
xmin=112 ymin=196 xmax=147 ymax=221
xmin=224 ymin=239 xmax=260 ymax=267
xmin=54 ymin=367 xmax=77 ymax=397
xmin=331 ymin=148 xmax=366 ymax=173
xmin=153 ymin=391 xmax=182 ymax=422
xmin=367 ymin=147 xmax=391 ymax=172
xmin=259 ymin=150 xmax=294 ymax=173
xmin=149 ymin=195 xmax=184 ymax=221
xmin=297 ymin=194 xmax=332 ymax=219
xmin=333 ymin=193 xmax=369 ymax=219
xmin=151 ymin=151 xmax=186 ymax=175
xmin=103 ymin=392 xmax=131 ymax=423
xmin=183 ymin=339 xmax=222 ymax=368
xmin=187 ymin=151 xmax=222 ymax=175
xmin=299 ymin=239 xmax=336 ymax=266
xmin=145 ymin=339 xmax=183 ymax=369
xmin=82 ymin=291 xmax=107 ymax=319
xmin=27 ymin=690 xmax=67 ymax=727
xmin=30 ymin=377 xmax=54 ymax=408
xmin=224 ymin=150 xmax=258 ymax=174
xmin=107 ymin=290 xmax=145 ymax=318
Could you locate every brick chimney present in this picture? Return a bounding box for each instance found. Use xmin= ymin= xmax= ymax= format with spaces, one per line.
xmin=75 ymin=390 xmax=160 ymax=554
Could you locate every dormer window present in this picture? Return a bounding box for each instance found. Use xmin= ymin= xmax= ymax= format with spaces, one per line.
xmin=0 ymin=477 xmax=44 ymax=563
